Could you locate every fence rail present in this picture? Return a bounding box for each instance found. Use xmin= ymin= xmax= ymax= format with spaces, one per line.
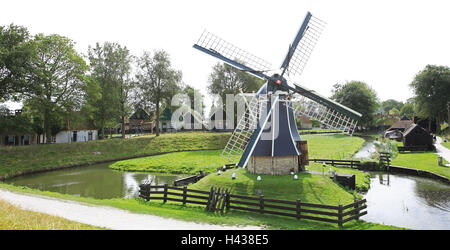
xmin=309 ymin=158 xmax=361 ymax=168
xmin=139 ymin=184 xmax=367 ymax=227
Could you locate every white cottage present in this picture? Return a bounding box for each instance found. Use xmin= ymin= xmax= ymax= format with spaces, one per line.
xmin=55 ymin=129 xmax=98 ymax=143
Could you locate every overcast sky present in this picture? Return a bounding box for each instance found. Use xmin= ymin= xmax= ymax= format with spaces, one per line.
xmin=2 ymin=0 xmax=449 ymax=111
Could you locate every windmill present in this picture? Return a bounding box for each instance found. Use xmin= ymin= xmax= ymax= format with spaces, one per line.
xmin=193 ymin=12 xmax=362 ymax=175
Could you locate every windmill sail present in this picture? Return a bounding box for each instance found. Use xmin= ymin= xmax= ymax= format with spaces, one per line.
xmin=193 ymin=31 xmax=272 ymax=80
xmin=281 ymin=12 xmax=326 ymax=77
xmin=291 ymin=83 xmax=361 ymax=134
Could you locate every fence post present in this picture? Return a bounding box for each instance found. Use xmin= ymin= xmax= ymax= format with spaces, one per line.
xmin=296 ymin=199 xmax=301 ymax=220
xmin=354 ymin=198 xmax=359 ymax=220
xmin=225 ymin=190 xmax=231 ymax=213
xmin=163 ymin=184 xmax=168 ymax=203
xmin=183 ymin=185 xmax=187 ymax=205
xmin=206 ymin=187 xmax=213 ymax=211
xmin=259 ymin=195 xmax=264 ymax=214
xmin=338 ymin=204 xmax=343 ymax=229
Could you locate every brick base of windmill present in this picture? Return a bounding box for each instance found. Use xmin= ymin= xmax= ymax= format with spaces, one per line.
xmin=247 ymin=141 xmax=309 ymax=175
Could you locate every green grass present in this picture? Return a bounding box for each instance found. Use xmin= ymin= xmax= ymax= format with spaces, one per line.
xmin=301 ymin=134 xmax=370 ymax=191
xmin=0 ymin=199 xmax=102 ymax=230
xmin=192 ymin=168 xmax=358 ymax=204
xmin=110 ymin=150 xmax=231 ymax=174
xmin=442 ymin=140 xmax=450 ymax=150
xmin=391 ymin=151 xmax=450 ymax=179
xmin=0 ymin=183 xmax=402 ymax=230
xmin=0 ymin=132 xmax=231 ymax=179
xmin=302 ymin=134 xmax=365 ymax=159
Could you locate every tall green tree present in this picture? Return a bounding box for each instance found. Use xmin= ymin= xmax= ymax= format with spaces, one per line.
xmin=0 ymin=24 xmax=33 ymax=101
xmin=207 ymin=62 xmax=265 ymax=106
xmin=410 ymin=65 xmax=450 ymax=133
xmin=88 ymin=42 xmax=133 ymax=139
xmin=381 ymin=99 xmax=404 ymax=115
xmin=136 ymin=50 xmax=182 ymax=136
xmin=331 ymin=81 xmax=378 ymax=128
xmin=21 ymin=34 xmax=87 ymax=143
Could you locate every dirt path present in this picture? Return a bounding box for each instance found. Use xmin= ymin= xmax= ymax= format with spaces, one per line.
xmin=0 ymin=189 xmax=261 ymax=230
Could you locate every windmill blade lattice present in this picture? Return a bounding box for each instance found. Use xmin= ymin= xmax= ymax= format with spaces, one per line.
xmin=281 ymin=14 xmax=326 ymax=77
xmin=292 ymin=94 xmax=359 ymax=135
xmin=195 ymin=31 xmax=272 ymax=77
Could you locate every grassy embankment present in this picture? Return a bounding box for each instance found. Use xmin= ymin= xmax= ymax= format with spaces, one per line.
xmin=0 ymin=199 xmax=102 ymax=230
xmin=391 ymin=140 xmax=450 ymax=179
xmin=0 ymin=132 xmax=402 ymax=229
xmin=0 ymin=132 xmax=231 ymax=179
xmin=110 ymin=150 xmax=230 ymax=174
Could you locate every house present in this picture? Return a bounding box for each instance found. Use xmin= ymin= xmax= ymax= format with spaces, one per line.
xmin=55 ymin=128 xmax=98 ymax=143
xmin=297 ymin=115 xmax=313 ymax=129
xmin=125 ymin=108 xmax=154 ymax=134
xmin=402 ymin=124 xmax=433 ymax=148
xmin=208 ymin=109 xmax=233 ymax=132
xmin=387 ymin=119 xmax=413 ymax=132
xmin=158 ymin=108 xmax=177 ymax=132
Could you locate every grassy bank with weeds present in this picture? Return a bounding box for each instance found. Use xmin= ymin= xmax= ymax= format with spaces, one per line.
xmin=110 ymin=149 xmax=230 ymax=174
xmin=0 ymin=132 xmax=231 ymax=179
xmin=0 ymin=183 xmax=402 ymax=230
xmin=0 ymin=198 xmax=102 ymax=230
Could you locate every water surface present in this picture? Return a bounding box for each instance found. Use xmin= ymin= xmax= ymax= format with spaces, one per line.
xmin=363 ymin=172 xmax=450 ymax=229
xmin=4 ymin=163 xmax=184 ymax=199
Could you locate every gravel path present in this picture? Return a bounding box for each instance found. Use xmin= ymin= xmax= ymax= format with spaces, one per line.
xmin=0 ymin=189 xmax=261 ymax=230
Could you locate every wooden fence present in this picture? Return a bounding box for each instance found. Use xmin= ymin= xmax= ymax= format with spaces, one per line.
xmin=398 ymin=145 xmax=435 ymax=152
xmin=309 ymin=158 xmax=361 ymax=168
xmin=173 ymin=172 xmax=207 ymax=186
xmin=139 ymin=184 xmax=367 ymax=227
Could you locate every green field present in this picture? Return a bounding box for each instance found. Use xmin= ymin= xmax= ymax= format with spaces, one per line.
xmin=110 ymin=149 xmax=231 ymax=174
xmin=0 ymin=132 xmax=231 ymax=179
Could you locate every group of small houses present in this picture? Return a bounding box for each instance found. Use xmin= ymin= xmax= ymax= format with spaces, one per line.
xmin=384 ymin=116 xmax=434 ymax=149
xmin=1 ymin=106 xmax=317 ymax=147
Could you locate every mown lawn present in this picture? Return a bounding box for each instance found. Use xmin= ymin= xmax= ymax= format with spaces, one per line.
xmin=0 ymin=199 xmax=102 ymax=230
xmin=0 ymin=132 xmax=231 ymax=179
xmin=302 ymin=134 xmax=371 ymax=191
xmin=391 ymin=151 xmax=450 ymax=179
xmin=110 ymin=150 xmax=231 ymax=174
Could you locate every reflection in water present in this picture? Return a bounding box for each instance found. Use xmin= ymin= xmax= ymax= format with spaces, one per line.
xmin=363 ymin=172 xmax=450 ymax=229
xmin=4 ymin=163 xmax=184 ymax=199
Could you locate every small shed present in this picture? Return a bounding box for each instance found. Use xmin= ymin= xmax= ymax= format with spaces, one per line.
xmin=387 ymin=119 xmax=413 ymax=132
xmin=402 ymin=124 xmax=433 ymax=147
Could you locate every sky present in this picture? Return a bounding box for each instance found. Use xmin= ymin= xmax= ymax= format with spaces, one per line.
xmin=1 ymin=0 xmax=449 ymax=111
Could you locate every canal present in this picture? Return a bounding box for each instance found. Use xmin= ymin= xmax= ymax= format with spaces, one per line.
xmin=362 ymin=172 xmax=450 ymax=230
xmin=4 ymin=163 xmax=185 ymax=199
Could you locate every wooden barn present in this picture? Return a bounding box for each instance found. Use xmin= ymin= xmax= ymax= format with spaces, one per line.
xmin=402 ymin=124 xmax=433 ymax=147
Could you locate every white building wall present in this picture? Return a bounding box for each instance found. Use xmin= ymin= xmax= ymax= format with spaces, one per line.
xmin=55 ymin=130 xmax=98 ymax=143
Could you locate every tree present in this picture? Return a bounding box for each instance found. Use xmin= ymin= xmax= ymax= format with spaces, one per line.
xmin=207 ymin=62 xmax=265 ymax=106
xmin=0 ymin=24 xmax=33 ymax=101
xmin=400 ymin=103 xmax=414 ymax=119
xmin=389 ymin=108 xmax=400 ymax=116
xmin=136 ymin=50 xmax=182 ymax=136
xmin=380 ymin=99 xmax=404 ymax=115
xmin=331 ymin=81 xmax=378 ymax=128
xmin=410 ymin=65 xmax=450 ymax=133
xmin=88 ymin=42 xmax=133 ymax=139
xmin=21 ymin=34 xmax=88 ymax=143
